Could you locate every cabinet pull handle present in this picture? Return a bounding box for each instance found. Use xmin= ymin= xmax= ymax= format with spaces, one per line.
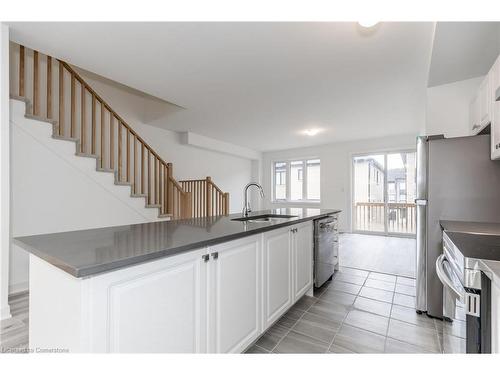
xmin=202 ymin=254 xmax=210 ymax=262
xmin=211 ymin=252 xmax=219 ymax=260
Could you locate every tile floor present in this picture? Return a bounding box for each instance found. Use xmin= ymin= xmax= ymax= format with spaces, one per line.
xmin=339 ymin=234 xmax=416 ymax=278
xmin=0 ymin=292 xmax=29 ymax=353
xmin=246 ymin=266 xmax=452 ymax=354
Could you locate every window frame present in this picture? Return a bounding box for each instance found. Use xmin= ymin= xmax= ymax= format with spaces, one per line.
xmin=272 ymin=157 xmax=321 ymax=203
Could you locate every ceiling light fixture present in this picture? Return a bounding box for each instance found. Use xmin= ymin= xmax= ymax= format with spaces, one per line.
xmin=358 ymin=20 xmax=379 ymax=28
xmin=303 ymin=129 xmax=321 ymax=136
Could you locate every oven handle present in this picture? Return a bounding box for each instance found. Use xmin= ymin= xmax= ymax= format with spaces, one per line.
xmin=435 ymin=254 xmax=465 ymax=303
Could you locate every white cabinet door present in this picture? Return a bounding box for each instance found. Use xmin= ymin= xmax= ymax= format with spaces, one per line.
xmin=207 ymin=235 xmax=261 ymax=353
xmin=293 ymin=222 xmax=313 ymax=301
xmin=480 ymin=74 xmax=492 ymax=127
xmin=470 ymin=94 xmax=481 ymax=135
xmin=490 ymin=55 xmax=500 ymax=159
xmin=90 ymin=248 xmax=208 ymax=353
xmin=263 ymin=226 xmax=293 ymax=329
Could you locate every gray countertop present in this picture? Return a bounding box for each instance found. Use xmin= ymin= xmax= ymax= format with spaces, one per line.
xmin=14 ymin=208 xmax=341 ymax=278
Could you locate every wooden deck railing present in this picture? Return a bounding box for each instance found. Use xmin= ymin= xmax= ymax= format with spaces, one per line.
xmin=355 ymin=202 xmax=416 ymax=234
xmin=180 ymin=177 xmax=229 ymax=218
xmin=10 ymin=43 xmax=228 ymax=219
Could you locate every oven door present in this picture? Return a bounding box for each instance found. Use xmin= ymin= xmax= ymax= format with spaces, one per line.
xmin=436 ymin=254 xmax=467 ymax=353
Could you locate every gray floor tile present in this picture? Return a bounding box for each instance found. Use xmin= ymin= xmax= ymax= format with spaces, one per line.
xmin=276 ymin=306 xmax=305 ymax=328
xmin=292 ymin=319 xmax=337 ymax=344
xmin=364 ymin=279 xmax=395 ymax=292
xmin=359 ymin=286 xmax=394 ymax=303
xmin=334 ymin=273 xmax=367 ymax=286
xmin=319 ymin=289 xmax=357 ymax=306
xmin=255 ymin=323 xmax=290 ymax=351
xmin=395 ymin=284 xmax=416 ymax=296
xmin=331 ymin=324 xmax=385 ymax=353
xmin=385 ymin=338 xmax=434 ymax=353
xmin=393 ymin=293 xmax=415 ymax=308
xmin=330 ymin=280 xmax=362 ymax=295
xmin=338 ymin=267 xmax=370 ymax=278
xmin=387 ymin=319 xmax=440 ymax=353
xmin=245 ymin=345 xmax=270 ymax=353
xmin=308 ymin=299 xmax=350 ymax=323
xmin=396 ymin=276 xmax=416 ymax=287
xmin=353 ymin=296 xmax=392 ymax=317
xmin=368 ymin=272 xmax=397 ymax=283
xmin=328 ymin=344 xmax=355 ymax=353
xmin=273 ymin=331 xmax=328 ymax=353
xmin=390 ymin=304 xmax=436 ymax=330
xmin=343 ymin=310 xmax=389 ymax=336
xmin=293 ymin=295 xmax=318 ymax=312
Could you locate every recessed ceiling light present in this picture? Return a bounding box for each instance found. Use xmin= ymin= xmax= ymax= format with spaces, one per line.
xmin=358 ymin=20 xmax=379 ymax=28
xmin=303 ymin=129 xmax=321 ymax=136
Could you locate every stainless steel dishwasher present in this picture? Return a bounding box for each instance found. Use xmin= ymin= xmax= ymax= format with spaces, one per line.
xmin=314 ymin=214 xmax=339 ymax=287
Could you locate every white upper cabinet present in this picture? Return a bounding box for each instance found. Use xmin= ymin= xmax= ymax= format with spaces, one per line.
xmin=470 ymin=94 xmax=480 ymax=135
xmin=479 ymin=74 xmax=492 ymax=127
xmin=490 ymin=55 xmax=500 ymax=160
xmin=293 ymin=222 xmax=313 ymax=301
xmin=206 ymin=235 xmax=261 ymax=353
xmin=262 ymin=226 xmax=293 ymax=329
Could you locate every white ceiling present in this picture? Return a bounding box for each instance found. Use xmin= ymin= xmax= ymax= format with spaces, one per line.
xmin=8 ymin=22 xmax=435 ymax=152
xmin=428 ymin=22 xmax=500 ymax=87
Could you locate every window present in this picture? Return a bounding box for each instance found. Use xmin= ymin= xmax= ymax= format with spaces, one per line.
xmin=273 ymin=159 xmax=320 ymax=201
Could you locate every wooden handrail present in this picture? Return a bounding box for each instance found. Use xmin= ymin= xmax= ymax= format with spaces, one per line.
xmin=11 ymin=43 xmax=230 ymax=220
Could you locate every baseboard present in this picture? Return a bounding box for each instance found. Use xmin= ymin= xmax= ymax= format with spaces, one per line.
xmin=9 ymin=281 xmax=29 ymax=296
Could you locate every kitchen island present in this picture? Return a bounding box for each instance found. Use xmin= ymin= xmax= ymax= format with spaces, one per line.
xmin=14 ymin=208 xmax=340 ymax=353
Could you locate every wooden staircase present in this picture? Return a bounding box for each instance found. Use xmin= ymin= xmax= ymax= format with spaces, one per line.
xmin=9 ymin=43 xmax=229 ymax=219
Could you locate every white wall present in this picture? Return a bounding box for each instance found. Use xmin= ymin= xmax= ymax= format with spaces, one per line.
xmin=426 ymin=76 xmax=483 ymax=137
xmin=262 ymin=134 xmax=417 ymax=233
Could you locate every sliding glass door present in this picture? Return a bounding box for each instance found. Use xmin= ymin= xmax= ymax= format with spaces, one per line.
xmin=353 ymin=151 xmax=416 ymax=236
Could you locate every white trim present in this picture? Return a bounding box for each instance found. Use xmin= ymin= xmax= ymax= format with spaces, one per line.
xmin=0 ymin=23 xmax=11 ymax=321
xmin=9 ymin=281 xmax=29 ymax=295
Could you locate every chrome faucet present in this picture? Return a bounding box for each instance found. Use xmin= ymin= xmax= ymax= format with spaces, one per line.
xmin=243 ymin=182 xmax=265 ymax=217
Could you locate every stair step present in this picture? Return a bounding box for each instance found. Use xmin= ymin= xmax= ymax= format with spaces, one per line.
xmin=24 ymin=113 xmax=57 ymax=125
xmin=115 ymin=180 xmax=133 ymax=186
xmin=75 ymin=152 xmax=99 ymax=159
xmin=52 ymin=135 xmax=78 ymax=143
xmin=158 ymin=213 xmax=173 ymax=218
xmin=96 ymin=167 xmax=115 ymax=173
xmin=131 ymin=193 xmax=148 ymax=198
xmin=145 ymin=204 xmax=161 ymax=208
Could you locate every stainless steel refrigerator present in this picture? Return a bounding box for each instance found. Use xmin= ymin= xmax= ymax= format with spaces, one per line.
xmin=415 ymin=134 xmax=500 ymax=318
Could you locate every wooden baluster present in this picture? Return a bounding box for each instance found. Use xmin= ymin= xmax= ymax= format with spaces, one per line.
xmin=19 ymin=45 xmax=25 ymax=96
xmin=133 ymin=137 xmax=137 ymax=194
xmin=91 ymin=95 xmax=96 ymax=154
xmin=154 ymin=157 xmax=158 ymax=204
xmin=109 ymin=115 xmax=114 ymax=169
xmin=159 ymin=164 xmax=163 ymax=213
xmin=126 ymin=128 xmax=130 ymax=182
xmin=164 ymin=165 xmax=168 ymax=214
xmin=141 ymin=144 xmax=145 ymax=194
xmin=46 ymin=56 xmax=52 ymax=118
xmin=33 ymin=50 xmax=39 ymax=116
xmin=58 ymin=62 xmax=64 ymax=136
xmin=147 ymin=150 xmax=151 ymax=204
xmin=80 ymin=85 xmax=85 ymax=152
xmin=100 ymin=102 xmax=105 ymax=168
xmin=206 ymin=177 xmax=212 ymax=217
xmin=70 ymin=74 xmax=76 ymax=137
xmin=167 ymin=163 xmax=173 ymax=215
xmin=118 ymin=122 xmax=122 ymax=181
xmin=224 ymin=193 xmax=229 ymax=215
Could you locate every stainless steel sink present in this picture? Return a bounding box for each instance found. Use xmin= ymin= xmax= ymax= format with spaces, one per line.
xmin=231 ymin=214 xmax=298 ymax=223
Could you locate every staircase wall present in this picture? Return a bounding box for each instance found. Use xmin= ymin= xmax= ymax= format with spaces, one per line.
xmin=9 ymin=99 xmax=167 ymax=293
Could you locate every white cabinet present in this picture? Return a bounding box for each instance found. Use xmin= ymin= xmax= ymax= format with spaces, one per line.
xmin=262 ymin=226 xmax=293 ymax=329
xmin=490 ymin=55 xmax=500 ymax=160
xmin=293 ymin=222 xmax=314 ymax=301
xmin=262 ymin=222 xmax=313 ymax=330
xmin=479 ymin=74 xmax=492 ymax=128
xmin=470 ymin=95 xmax=481 ymax=135
xmin=206 ymin=235 xmax=261 ymax=353
xmin=67 ymin=248 xmax=208 ymax=353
